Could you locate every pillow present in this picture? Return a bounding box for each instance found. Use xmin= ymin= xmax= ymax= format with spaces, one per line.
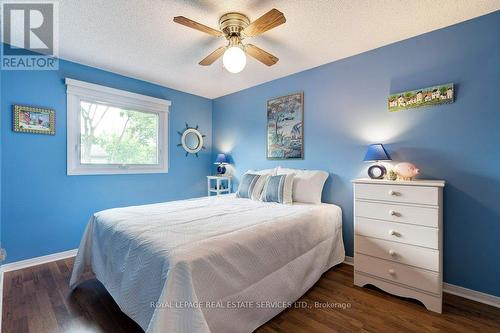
xmin=259 ymin=174 xmax=295 ymax=204
xmin=236 ymin=173 xmax=269 ymax=200
xmin=246 ymin=167 xmax=277 ymax=176
xmin=276 ymin=167 xmax=329 ymax=204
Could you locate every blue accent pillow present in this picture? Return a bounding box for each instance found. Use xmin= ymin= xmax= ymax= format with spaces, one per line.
xmin=259 ymin=174 xmax=294 ymax=204
xmin=236 ymin=173 xmax=261 ymax=199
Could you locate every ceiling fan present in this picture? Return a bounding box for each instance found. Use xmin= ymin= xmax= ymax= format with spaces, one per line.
xmin=173 ymin=9 xmax=286 ymax=73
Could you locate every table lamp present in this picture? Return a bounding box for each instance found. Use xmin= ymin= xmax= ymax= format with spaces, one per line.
xmin=214 ymin=153 xmax=228 ymax=174
xmin=363 ymin=144 xmax=391 ymax=179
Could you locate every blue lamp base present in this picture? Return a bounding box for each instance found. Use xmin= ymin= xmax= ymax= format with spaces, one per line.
xmin=217 ymin=165 xmax=226 ymax=174
xmin=368 ymin=164 xmax=387 ymax=179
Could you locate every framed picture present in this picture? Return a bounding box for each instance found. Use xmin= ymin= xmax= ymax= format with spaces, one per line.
xmin=388 ymin=83 xmax=454 ymax=112
xmin=267 ymin=92 xmax=303 ymax=159
xmin=13 ymin=105 xmax=55 ymax=135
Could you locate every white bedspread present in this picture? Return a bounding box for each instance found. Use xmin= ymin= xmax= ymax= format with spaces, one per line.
xmin=70 ymin=194 xmax=344 ymax=333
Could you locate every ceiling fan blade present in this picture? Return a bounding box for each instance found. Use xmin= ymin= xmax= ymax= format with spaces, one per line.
xmin=173 ymin=16 xmax=223 ymax=37
xmin=242 ymin=9 xmax=286 ymax=37
xmin=199 ymin=46 xmax=226 ymax=66
xmin=245 ymin=44 xmax=278 ymax=66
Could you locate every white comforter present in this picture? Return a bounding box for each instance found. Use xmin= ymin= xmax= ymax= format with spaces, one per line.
xmin=70 ymin=194 xmax=344 ymax=333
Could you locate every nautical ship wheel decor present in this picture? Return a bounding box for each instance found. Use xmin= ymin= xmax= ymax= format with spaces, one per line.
xmin=177 ymin=123 xmax=206 ymax=157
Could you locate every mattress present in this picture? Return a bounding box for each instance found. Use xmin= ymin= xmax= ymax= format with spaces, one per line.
xmin=70 ymin=194 xmax=345 ymax=333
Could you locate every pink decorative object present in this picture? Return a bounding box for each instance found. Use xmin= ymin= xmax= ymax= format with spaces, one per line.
xmin=394 ymin=162 xmax=420 ymax=180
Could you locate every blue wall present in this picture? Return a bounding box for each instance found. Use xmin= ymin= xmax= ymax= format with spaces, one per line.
xmin=213 ymin=11 xmax=500 ymax=296
xmin=1 ymin=58 xmax=212 ymax=263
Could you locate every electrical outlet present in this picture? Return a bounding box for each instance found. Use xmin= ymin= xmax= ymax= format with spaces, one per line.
xmin=0 ymin=248 xmax=6 ymax=262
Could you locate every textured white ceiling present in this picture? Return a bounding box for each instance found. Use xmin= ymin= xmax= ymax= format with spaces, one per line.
xmin=59 ymin=1 xmax=500 ymax=99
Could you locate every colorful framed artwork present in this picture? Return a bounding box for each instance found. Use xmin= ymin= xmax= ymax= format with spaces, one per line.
xmin=267 ymin=92 xmax=303 ymax=159
xmin=388 ymin=83 xmax=454 ymax=112
xmin=13 ymin=105 xmax=55 ymax=135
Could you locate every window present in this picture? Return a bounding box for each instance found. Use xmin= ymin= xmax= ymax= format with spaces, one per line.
xmin=66 ymin=79 xmax=170 ymax=175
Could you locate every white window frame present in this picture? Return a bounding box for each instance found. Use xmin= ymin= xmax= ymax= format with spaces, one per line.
xmin=66 ymin=78 xmax=171 ymax=175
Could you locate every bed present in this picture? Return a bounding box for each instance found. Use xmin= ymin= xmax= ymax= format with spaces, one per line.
xmin=70 ymin=194 xmax=345 ymax=333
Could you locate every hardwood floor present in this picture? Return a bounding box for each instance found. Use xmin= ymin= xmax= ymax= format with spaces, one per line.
xmin=2 ymin=258 xmax=500 ymax=333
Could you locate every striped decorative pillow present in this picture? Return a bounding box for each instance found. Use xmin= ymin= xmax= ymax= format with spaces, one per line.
xmin=259 ymin=174 xmax=294 ymax=204
xmin=236 ymin=173 xmax=268 ymax=200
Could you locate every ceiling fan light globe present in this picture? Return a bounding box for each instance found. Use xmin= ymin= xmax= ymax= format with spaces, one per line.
xmin=223 ymin=46 xmax=246 ymax=73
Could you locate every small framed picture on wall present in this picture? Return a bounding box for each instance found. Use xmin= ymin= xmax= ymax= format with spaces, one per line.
xmin=13 ymin=105 xmax=55 ymax=135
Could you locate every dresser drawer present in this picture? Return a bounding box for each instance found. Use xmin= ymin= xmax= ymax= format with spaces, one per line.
xmin=355 ymin=183 xmax=438 ymax=206
xmin=356 ymin=217 xmax=438 ymax=249
xmin=355 ymin=254 xmax=440 ymax=294
xmin=356 ymin=200 xmax=439 ymax=227
xmin=355 ymin=235 xmax=439 ymax=271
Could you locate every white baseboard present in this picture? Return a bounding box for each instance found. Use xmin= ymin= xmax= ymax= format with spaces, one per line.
xmin=443 ymin=282 xmax=500 ymax=308
xmin=344 ymin=255 xmax=499 ymax=308
xmin=1 ymin=249 xmax=78 ymax=273
xmin=343 ymin=255 xmax=354 ymax=266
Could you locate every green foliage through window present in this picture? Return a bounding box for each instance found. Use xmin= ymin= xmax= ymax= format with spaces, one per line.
xmin=80 ymin=101 xmax=159 ymax=165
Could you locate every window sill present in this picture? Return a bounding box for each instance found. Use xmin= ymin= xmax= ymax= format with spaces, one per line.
xmin=67 ymin=166 xmax=169 ymax=176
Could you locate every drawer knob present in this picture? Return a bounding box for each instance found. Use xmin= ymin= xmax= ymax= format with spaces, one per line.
xmin=389 ymin=210 xmax=398 ymax=216
xmin=388 ymin=190 xmax=398 ymax=196
xmin=388 ymin=269 xmax=396 ymax=275
xmin=388 ymin=229 xmax=398 ymax=236
xmin=389 ymin=249 xmax=396 ymax=256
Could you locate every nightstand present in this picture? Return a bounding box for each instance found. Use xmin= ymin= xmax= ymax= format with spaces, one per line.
xmin=207 ymin=175 xmax=232 ymax=196
xmin=353 ymin=178 xmax=445 ymax=313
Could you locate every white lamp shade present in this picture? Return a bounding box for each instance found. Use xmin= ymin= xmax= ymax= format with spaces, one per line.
xmin=223 ymin=46 xmax=246 ymax=73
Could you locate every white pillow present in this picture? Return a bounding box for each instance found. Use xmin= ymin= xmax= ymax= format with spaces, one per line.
xmin=246 ymin=167 xmax=277 ymax=176
xmin=276 ymin=167 xmax=329 ymax=204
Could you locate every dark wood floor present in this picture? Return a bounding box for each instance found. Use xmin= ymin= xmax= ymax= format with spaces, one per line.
xmin=3 ymin=258 xmax=500 ymax=333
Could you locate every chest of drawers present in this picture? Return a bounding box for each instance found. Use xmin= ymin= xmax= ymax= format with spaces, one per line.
xmin=353 ymin=178 xmax=445 ymax=313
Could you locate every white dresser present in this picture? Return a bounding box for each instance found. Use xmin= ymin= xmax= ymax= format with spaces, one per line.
xmin=353 ymin=178 xmax=445 ymax=313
